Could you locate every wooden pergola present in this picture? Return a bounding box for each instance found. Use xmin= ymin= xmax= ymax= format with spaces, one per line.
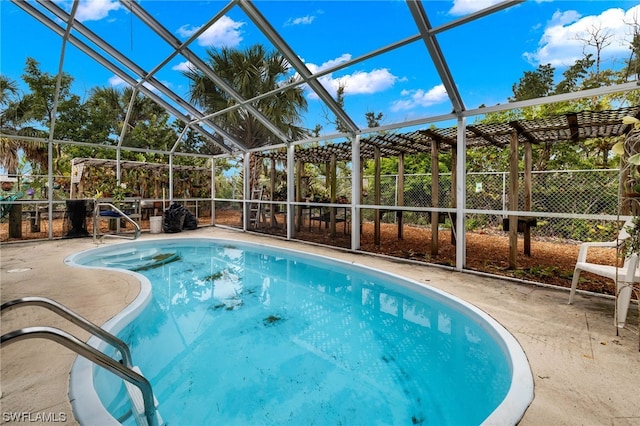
xmin=70 ymin=158 xmax=212 ymax=200
xmin=255 ymin=106 xmax=640 ymax=268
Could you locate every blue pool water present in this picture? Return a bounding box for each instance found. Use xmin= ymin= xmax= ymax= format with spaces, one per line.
xmin=67 ymin=238 xmax=532 ymax=425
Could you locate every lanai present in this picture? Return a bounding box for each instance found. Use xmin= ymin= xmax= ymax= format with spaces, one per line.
xmin=2 ymin=0 xmax=638 ymax=273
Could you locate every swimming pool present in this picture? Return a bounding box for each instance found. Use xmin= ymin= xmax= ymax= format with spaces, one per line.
xmin=66 ymin=238 xmax=533 ymax=425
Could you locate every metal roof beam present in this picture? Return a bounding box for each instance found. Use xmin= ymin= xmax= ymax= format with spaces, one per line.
xmin=136 ymin=1 xmax=237 ymax=87
xmin=121 ymin=0 xmax=292 ymax=146
xmin=431 ymin=0 xmax=525 ymax=35
xmin=32 ymin=0 xmax=238 ymax=153
xmin=463 ymin=82 xmax=639 ymax=117
xmin=405 ymin=0 xmax=464 ymax=114
xmin=238 ymin=0 xmax=359 ymax=135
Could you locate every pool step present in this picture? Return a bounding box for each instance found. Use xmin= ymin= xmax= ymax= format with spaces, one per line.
xmin=130 ymin=252 xmax=180 ymax=271
xmin=101 ymin=247 xmax=157 ymax=259
xmin=101 ymin=249 xmax=180 ymax=271
xmin=102 ymin=248 xmax=159 ymax=265
xmin=124 ymin=366 xmax=163 ymax=426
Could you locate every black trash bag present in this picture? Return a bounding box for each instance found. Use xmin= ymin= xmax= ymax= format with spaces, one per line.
xmin=65 ymin=199 xmax=91 ymax=238
xmin=163 ymin=203 xmax=186 ymax=233
xmin=183 ymin=208 xmax=198 ymax=230
xmin=163 ymin=203 xmax=198 ymax=232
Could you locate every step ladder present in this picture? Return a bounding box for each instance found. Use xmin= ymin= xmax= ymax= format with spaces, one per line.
xmin=248 ymin=187 xmax=264 ymax=229
xmin=1 ymin=297 xmax=162 ymax=426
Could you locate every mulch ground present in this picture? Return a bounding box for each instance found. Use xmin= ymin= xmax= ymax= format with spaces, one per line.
xmin=212 ymin=210 xmax=622 ymax=297
xmin=1 ymin=210 xmax=622 ymax=297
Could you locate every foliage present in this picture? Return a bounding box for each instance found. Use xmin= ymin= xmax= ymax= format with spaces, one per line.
xmin=184 ymin=44 xmax=309 ymax=148
xmin=612 ymin=116 xmax=640 ymax=165
xmin=0 ymin=59 xmax=72 ymax=175
xmin=111 ymin=183 xmax=127 ymax=205
xmin=623 ymin=216 xmax=640 ymax=259
xmin=509 ymin=63 xmax=555 ymax=101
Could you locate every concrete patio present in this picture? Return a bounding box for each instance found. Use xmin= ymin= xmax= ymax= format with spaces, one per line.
xmin=1 ymin=227 xmax=638 ymax=425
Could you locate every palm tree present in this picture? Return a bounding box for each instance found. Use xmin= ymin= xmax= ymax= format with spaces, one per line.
xmin=0 ymin=75 xmax=47 ymax=236
xmin=0 ymin=74 xmax=48 ymax=176
xmin=0 ymin=75 xmax=19 ymax=106
xmin=1 ymin=75 xmax=21 ymax=174
xmin=184 ymin=44 xmax=309 ymax=191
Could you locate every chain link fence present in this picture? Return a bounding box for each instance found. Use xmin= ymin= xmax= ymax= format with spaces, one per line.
xmin=216 ymin=168 xmax=621 ymax=241
xmin=356 ymin=169 xmax=620 ymax=241
xmin=467 ymin=169 xmax=619 ymax=240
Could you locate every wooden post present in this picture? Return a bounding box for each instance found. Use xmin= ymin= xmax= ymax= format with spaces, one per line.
xmin=270 ymin=159 xmax=276 ymax=227
xmin=330 ymin=154 xmax=337 ymax=237
xmin=431 ymin=141 xmax=439 ymax=256
xmin=296 ymin=160 xmax=303 ymax=231
xmin=509 ymin=131 xmax=519 ymax=269
xmin=360 ymin=159 xmax=365 ymax=236
xmin=397 ymin=153 xmax=404 ymax=240
xmin=374 ymin=147 xmax=381 ymax=246
xmin=8 ymin=204 xmax=22 ymax=238
xmin=450 ymin=145 xmax=457 ymax=245
xmin=523 ymin=141 xmax=532 ymax=256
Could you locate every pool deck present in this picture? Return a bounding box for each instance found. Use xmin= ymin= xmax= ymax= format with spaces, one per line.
xmin=1 ymin=227 xmax=639 ymax=425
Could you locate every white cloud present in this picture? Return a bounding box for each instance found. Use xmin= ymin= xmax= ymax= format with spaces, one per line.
xmin=524 ymin=5 xmax=640 ymax=67
xmin=108 ymin=75 xmax=126 ymax=87
xmin=285 ymin=15 xmax=316 ymax=26
xmin=172 ymin=61 xmax=192 ymax=73
xmin=285 ymin=9 xmax=323 ymax=26
xmin=177 ymin=16 xmax=244 ymax=47
xmin=335 ymin=69 xmax=399 ymax=95
xmin=108 ymin=75 xmax=161 ymax=92
xmin=302 ymin=55 xmax=399 ymax=100
xmin=305 ymin=54 xmax=352 ymax=74
xmin=390 ymin=85 xmax=448 ymax=112
xmin=449 ymin=0 xmax=504 ymax=16
xmin=73 ymin=0 xmax=121 ymax=22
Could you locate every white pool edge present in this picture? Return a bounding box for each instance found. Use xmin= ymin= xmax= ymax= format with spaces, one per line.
xmin=66 ymin=246 xmax=154 ymax=426
xmin=65 ymin=237 xmax=534 ymax=425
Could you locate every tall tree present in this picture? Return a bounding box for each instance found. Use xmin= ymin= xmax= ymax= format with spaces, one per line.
xmin=576 ymin=24 xmax=613 ymax=81
xmin=185 ymin=44 xmax=308 ymax=148
xmin=509 ymin=63 xmax=555 ymax=102
xmin=554 ymin=55 xmax=595 ymax=94
xmin=0 ymin=69 xmax=49 ymax=176
xmin=82 ymin=86 xmax=173 ymax=150
xmin=0 ymin=75 xmax=23 ymax=174
xmin=184 ymin=44 xmax=309 ymax=190
xmin=0 ymin=75 xmax=19 ymax=107
xmin=622 ymin=14 xmax=640 ymax=82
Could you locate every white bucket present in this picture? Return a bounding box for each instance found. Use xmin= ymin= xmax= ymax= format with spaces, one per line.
xmin=150 ymin=216 xmax=162 ymax=234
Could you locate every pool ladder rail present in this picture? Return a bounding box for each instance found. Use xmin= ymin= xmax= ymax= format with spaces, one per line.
xmin=0 ymin=296 xmax=162 ymax=426
xmin=94 ymin=202 xmax=142 ymax=243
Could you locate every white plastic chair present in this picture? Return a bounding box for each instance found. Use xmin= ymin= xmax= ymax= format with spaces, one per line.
xmin=569 ymin=218 xmax=639 ymax=328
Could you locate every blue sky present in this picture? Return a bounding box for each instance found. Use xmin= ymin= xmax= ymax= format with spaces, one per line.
xmin=2 ymin=0 xmax=639 ymax=135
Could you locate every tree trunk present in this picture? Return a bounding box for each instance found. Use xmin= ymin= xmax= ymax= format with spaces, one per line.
xmin=8 ymin=203 xmax=22 ymax=238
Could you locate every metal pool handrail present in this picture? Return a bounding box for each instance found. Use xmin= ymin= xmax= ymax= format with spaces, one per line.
xmin=94 ymin=202 xmax=141 ymax=242
xmin=1 ymin=326 xmax=158 ymax=426
xmin=1 ymin=296 xmax=133 ymax=367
